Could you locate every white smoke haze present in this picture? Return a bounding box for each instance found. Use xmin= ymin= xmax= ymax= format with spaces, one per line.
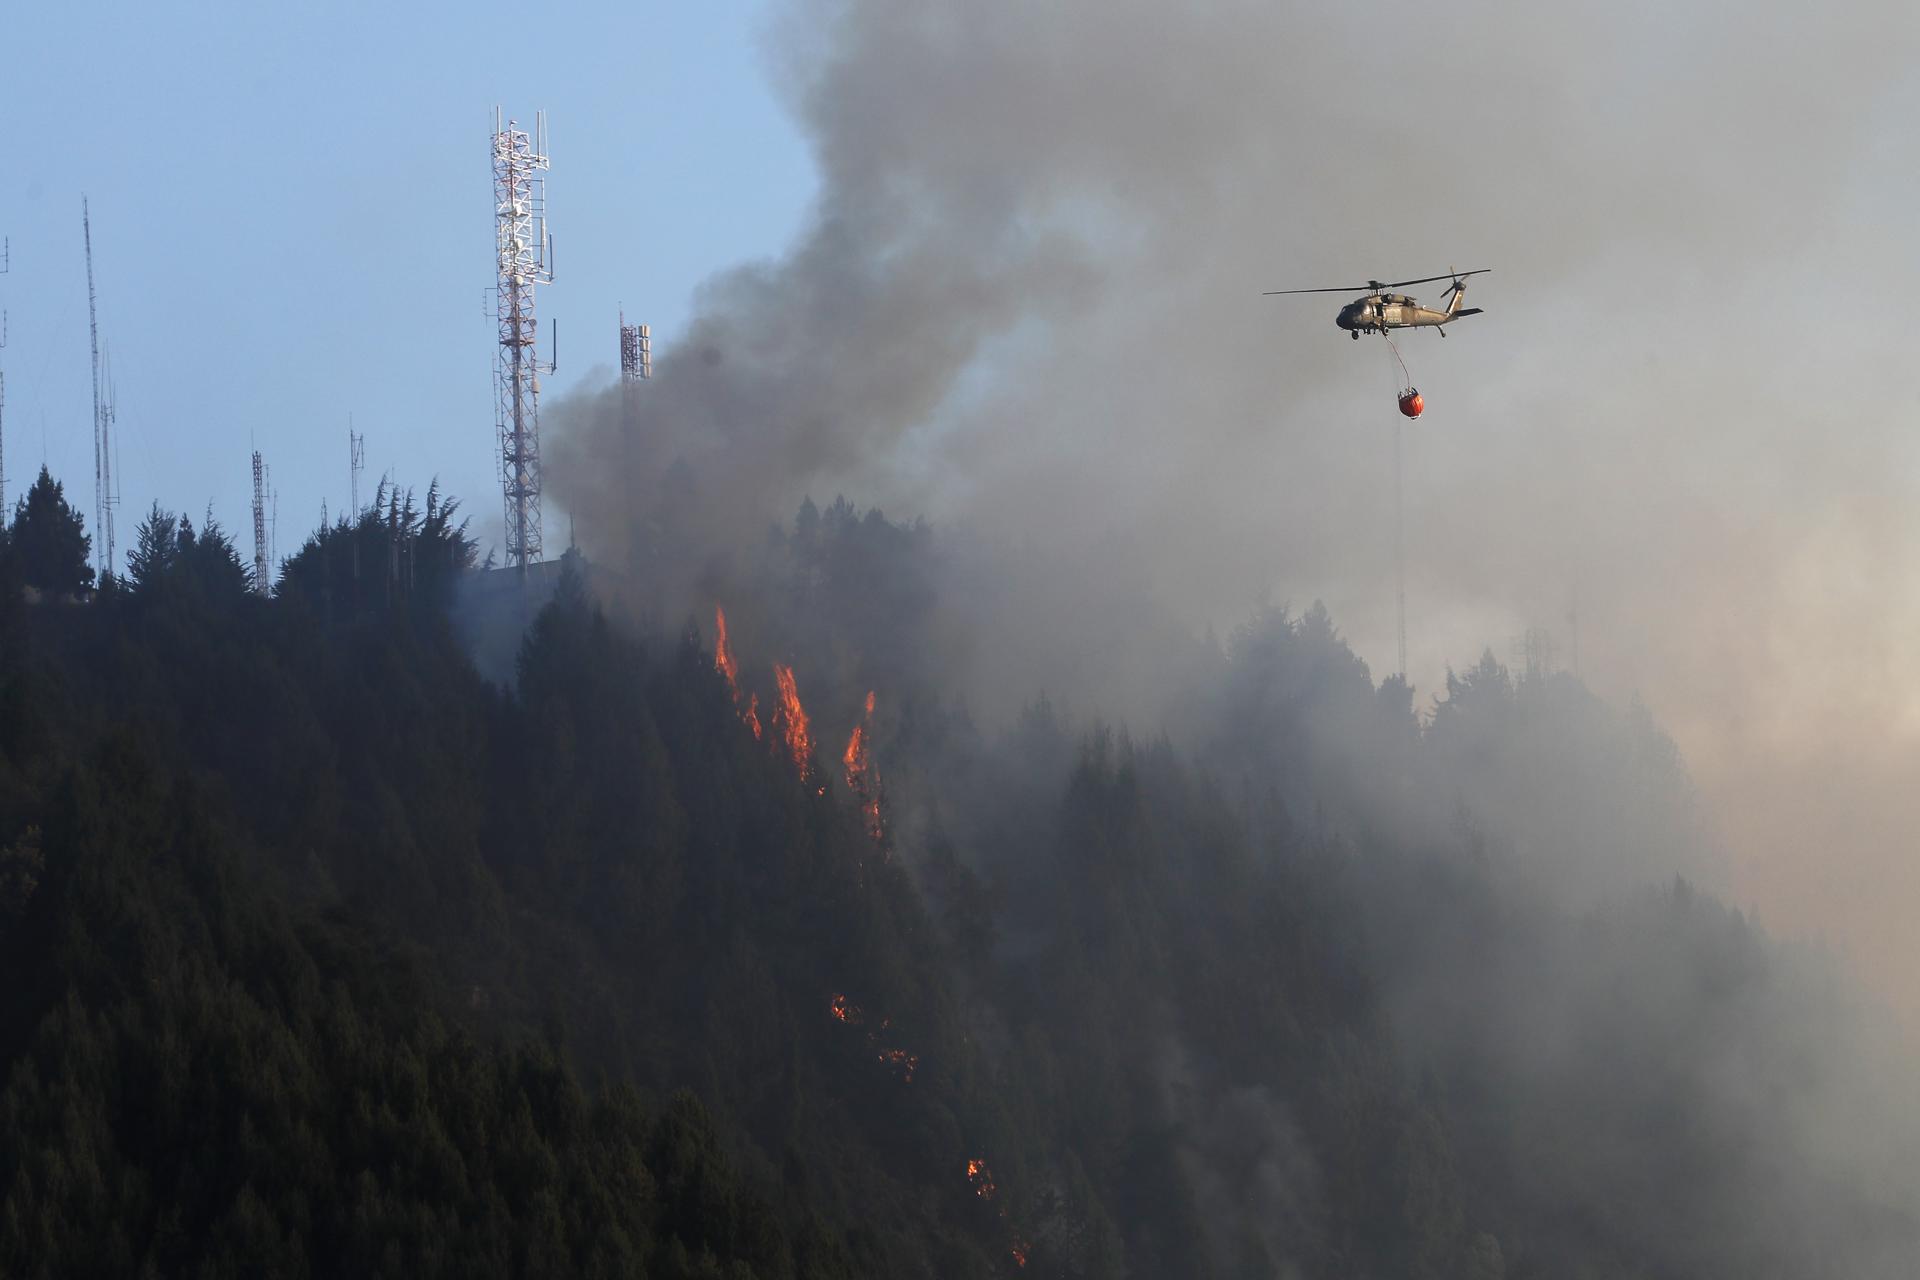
xmin=548 ymin=0 xmax=1920 ymax=1023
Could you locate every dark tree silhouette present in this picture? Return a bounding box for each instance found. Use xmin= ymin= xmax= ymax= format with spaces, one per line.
xmin=9 ymin=466 xmax=93 ymax=597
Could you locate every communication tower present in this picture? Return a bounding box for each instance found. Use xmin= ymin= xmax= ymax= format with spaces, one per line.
xmin=619 ymin=311 xmax=651 ymax=383
xmin=491 ymin=108 xmax=556 ymax=573
xmin=251 ymin=450 xmax=270 ymax=595
xmin=84 ymin=201 xmax=118 ymax=579
xmin=1509 ymin=627 xmax=1558 ymax=682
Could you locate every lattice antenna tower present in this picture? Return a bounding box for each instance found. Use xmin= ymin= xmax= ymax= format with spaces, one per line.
xmin=84 ymin=201 xmax=117 ymax=579
xmin=491 ymin=108 xmax=556 ymax=573
xmin=251 ymin=449 xmax=270 ymax=595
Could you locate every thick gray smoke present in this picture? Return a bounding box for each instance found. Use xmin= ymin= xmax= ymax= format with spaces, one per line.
xmin=547 ymin=2 xmax=1920 ymax=1012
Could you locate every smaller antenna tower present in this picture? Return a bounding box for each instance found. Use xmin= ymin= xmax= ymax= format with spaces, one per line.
xmin=619 ymin=310 xmax=651 ymax=383
xmin=251 ymin=450 xmax=270 ymax=595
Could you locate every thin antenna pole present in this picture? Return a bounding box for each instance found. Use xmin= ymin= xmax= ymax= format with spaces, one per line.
xmin=349 ymin=416 xmax=364 ymax=514
xmin=349 ymin=419 xmax=364 ymax=587
xmin=84 ymin=199 xmax=115 ymax=579
xmin=1394 ymin=416 xmax=1407 ymax=680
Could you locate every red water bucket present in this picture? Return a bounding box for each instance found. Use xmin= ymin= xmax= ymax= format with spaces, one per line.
xmin=1397 ymin=389 xmax=1424 ymax=418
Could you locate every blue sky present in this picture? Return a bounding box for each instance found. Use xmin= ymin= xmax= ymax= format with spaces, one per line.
xmin=2 ymin=0 xmax=812 ymax=564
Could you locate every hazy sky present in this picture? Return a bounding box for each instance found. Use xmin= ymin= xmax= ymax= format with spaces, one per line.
xmin=10 ymin=3 xmax=1920 ymax=1021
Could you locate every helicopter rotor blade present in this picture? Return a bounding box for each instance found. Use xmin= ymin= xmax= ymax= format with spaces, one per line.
xmin=1264 ymin=268 xmax=1489 ymax=296
xmin=1384 ymin=268 xmax=1492 ymax=289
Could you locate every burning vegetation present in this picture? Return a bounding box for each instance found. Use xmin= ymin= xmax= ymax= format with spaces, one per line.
xmin=714 ymin=608 xmax=887 ymax=827
xmin=772 ymin=662 xmax=813 ymax=779
xmin=877 ymin=1048 xmax=918 ymax=1082
xmin=966 ymin=1158 xmax=997 ymax=1201
xmin=843 ymin=690 xmax=884 ymax=843
xmin=712 ymin=606 xmax=763 ymax=740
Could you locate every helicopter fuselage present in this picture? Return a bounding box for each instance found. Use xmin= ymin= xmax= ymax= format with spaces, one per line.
xmin=1336 ymin=293 xmax=1464 ymax=337
xmin=1264 ymin=268 xmax=1489 ymax=338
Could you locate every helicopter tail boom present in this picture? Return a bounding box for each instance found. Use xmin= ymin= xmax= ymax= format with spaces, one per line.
xmin=1440 ymin=272 xmax=1484 ymax=321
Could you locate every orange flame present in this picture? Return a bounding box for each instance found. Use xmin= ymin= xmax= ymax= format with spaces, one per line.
xmin=842 ymin=690 xmax=883 ymax=841
xmin=714 ymin=606 xmax=740 ymax=693
xmin=1010 ymin=1240 xmax=1029 ymax=1268
xmin=713 ymin=607 xmax=764 ymax=740
xmin=772 ymin=663 xmax=813 ymax=776
xmin=878 ymin=1048 xmax=918 ymax=1082
xmin=966 ymin=1159 xmax=997 ymax=1200
xmin=830 ymin=993 xmax=864 ymax=1026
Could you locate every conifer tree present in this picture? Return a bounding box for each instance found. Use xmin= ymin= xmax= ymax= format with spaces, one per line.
xmin=9 ymin=466 xmax=94 ymax=597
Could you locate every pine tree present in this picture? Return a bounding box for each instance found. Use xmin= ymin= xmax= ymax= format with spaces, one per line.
xmin=10 ymin=466 xmax=94 ymax=597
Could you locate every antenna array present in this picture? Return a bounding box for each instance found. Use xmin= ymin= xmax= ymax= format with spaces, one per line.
xmin=619 ymin=311 xmax=651 ymax=383
xmin=491 ymin=108 xmax=555 ymax=573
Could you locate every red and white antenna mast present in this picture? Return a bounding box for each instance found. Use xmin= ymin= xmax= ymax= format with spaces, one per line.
xmin=491 ymin=108 xmax=555 ymax=574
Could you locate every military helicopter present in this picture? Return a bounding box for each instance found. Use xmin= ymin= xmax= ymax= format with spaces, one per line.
xmin=1264 ymin=269 xmax=1490 ymax=339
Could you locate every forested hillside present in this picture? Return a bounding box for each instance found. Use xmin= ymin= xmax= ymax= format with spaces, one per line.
xmin=0 ymin=472 xmax=1914 ymax=1278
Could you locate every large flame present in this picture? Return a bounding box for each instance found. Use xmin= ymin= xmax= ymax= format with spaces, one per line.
xmin=713 ymin=606 xmax=763 ymax=740
xmin=842 ymin=690 xmax=883 ymax=841
xmin=773 ymin=663 xmax=813 ymax=776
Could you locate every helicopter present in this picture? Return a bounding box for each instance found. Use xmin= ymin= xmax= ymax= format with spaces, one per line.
xmin=1264 ymin=269 xmax=1490 ymax=339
